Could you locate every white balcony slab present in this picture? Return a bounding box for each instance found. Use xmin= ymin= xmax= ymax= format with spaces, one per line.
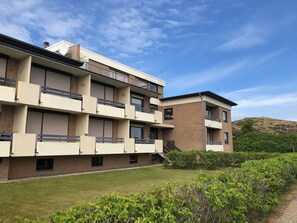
xmin=0 ymin=142 xmax=11 ymax=157
xmin=205 ymin=119 xmax=222 ymax=129
xmin=96 ymin=143 xmax=125 ymax=154
xmin=135 ymin=144 xmax=156 ymax=153
xmin=80 ymin=136 xmax=96 ymax=155
xmin=11 ymin=133 xmax=36 ymax=157
xmin=97 ymin=104 xmax=125 ymax=119
xmin=135 ymin=111 xmax=155 ymax=123
xmin=16 ymin=82 xmax=40 ymax=105
xmin=36 ymin=142 xmax=80 ymax=156
xmin=206 ymin=145 xmax=224 ymax=152
xmin=39 ymin=93 xmax=81 ymax=113
xmin=0 ymin=86 xmax=15 ymax=103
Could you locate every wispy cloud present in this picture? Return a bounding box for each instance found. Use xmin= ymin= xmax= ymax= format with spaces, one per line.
xmin=167 ymin=59 xmax=248 ymax=92
xmin=218 ymin=24 xmax=267 ymax=50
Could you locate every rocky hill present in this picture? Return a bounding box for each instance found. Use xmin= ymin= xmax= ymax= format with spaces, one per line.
xmin=232 ymin=117 xmax=297 ymax=134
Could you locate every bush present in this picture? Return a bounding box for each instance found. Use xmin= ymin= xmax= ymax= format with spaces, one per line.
xmin=50 ymin=154 xmax=297 ymax=223
xmin=234 ymin=132 xmax=297 ymax=153
xmin=165 ymin=151 xmax=279 ymax=169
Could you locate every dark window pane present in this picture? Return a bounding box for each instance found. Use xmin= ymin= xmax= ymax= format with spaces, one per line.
xmin=92 ymin=156 xmax=103 ymax=166
xmin=129 ymin=155 xmax=138 ymax=164
xmin=36 ymin=159 xmax=54 ymax=170
xmin=164 ymin=108 xmax=173 ymax=120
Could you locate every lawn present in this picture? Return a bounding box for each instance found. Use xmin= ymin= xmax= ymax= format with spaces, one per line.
xmin=0 ymin=166 xmax=212 ymax=222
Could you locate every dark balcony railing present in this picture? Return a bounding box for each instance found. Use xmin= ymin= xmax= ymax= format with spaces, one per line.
xmin=97 ymin=98 xmax=125 ymax=109
xmin=206 ymin=116 xmax=221 ymax=122
xmin=37 ymin=134 xmax=80 ymax=142
xmin=135 ymin=139 xmax=155 ymax=144
xmin=207 ymin=141 xmax=222 ymax=145
xmin=0 ymin=132 xmax=13 ymax=141
xmin=134 ymin=106 xmax=155 ymax=114
xmin=86 ymin=63 xmax=158 ymax=93
xmin=41 ymin=86 xmax=83 ymax=101
xmin=96 ymin=137 xmax=124 ymax=143
xmin=0 ymin=77 xmax=16 ymax=87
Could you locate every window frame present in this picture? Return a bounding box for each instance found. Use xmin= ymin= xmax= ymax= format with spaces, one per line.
xmin=224 ymin=132 xmax=229 ymax=144
xmin=91 ymin=156 xmax=103 ymax=166
xmin=164 ymin=108 xmax=173 ymax=120
xmin=223 ymin=111 xmax=228 ymax=122
xmin=36 ymin=158 xmax=54 ymax=171
xmin=129 ymin=155 xmax=138 ymax=164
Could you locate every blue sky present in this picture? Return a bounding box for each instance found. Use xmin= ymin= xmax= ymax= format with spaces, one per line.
xmin=0 ymin=0 xmax=297 ymax=121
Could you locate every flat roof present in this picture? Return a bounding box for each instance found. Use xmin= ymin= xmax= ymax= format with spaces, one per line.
xmin=161 ymin=91 xmax=237 ymax=106
xmin=0 ymin=34 xmax=83 ymax=67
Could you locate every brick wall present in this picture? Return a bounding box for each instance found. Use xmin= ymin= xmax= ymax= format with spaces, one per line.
xmin=221 ymin=108 xmax=233 ymax=152
xmin=162 ymin=102 xmax=204 ymax=151
xmin=6 ymin=58 xmax=18 ymax=80
xmin=68 ymin=114 xmax=77 ymax=136
xmin=0 ymin=158 xmax=10 ymax=180
xmin=70 ymin=76 xmax=78 ymax=94
xmin=8 ymin=154 xmax=157 ymax=179
xmin=0 ymin=105 xmax=15 ymax=132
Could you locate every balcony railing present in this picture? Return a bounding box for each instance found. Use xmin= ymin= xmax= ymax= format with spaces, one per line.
xmin=206 ymin=116 xmax=221 ymax=122
xmin=97 ymin=98 xmax=125 ymax=109
xmin=41 ymin=86 xmax=83 ymax=101
xmin=134 ymin=106 xmax=155 ymax=114
xmin=135 ymin=139 xmax=155 ymax=144
xmin=0 ymin=77 xmax=16 ymax=87
xmin=96 ymin=137 xmax=124 ymax=143
xmin=207 ymin=141 xmax=222 ymax=145
xmin=37 ymin=134 xmax=80 ymax=142
xmin=0 ymin=132 xmax=13 ymax=141
xmin=85 ymin=63 xmax=158 ymax=93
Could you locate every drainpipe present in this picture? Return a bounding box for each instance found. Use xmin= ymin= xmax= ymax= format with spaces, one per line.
xmin=199 ymin=93 xmax=206 ymax=150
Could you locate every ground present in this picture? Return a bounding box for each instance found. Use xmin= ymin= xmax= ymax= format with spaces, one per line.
xmin=0 ymin=165 xmax=206 ymax=222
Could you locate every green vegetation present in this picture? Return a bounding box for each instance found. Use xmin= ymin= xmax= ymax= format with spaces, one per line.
xmin=0 ymin=166 xmax=201 ymax=222
xmin=50 ymin=153 xmax=297 ymax=223
xmin=234 ymin=132 xmax=297 ymax=153
xmin=164 ymin=150 xmax=279 ymax=169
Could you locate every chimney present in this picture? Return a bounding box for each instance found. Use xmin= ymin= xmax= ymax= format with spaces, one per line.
xmin=43 ymin=41 xmax=50 ymax=48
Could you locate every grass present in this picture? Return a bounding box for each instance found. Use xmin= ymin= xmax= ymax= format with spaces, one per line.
xmin=0 ymin=165 xmax=213 ymax=222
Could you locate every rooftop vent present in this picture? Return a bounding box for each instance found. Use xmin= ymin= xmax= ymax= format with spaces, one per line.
xmin=43 ymin=41 xmax=50 ymax=48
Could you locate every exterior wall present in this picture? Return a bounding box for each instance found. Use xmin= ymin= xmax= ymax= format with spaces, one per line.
xmin=0 ymin=158 xmax=10 ymax=180
xmin=220 ymin=108 xmax=233 ymax=152
xmin=6 ymin=58 xmax=18 ymax=80
xmin=70 ymin=76 xmax=79 ymax=94
xmin=8 ymin=154 xmax=159 ymax=179
xmin=68 ymin=114 xmax=77 ymax=136
xmin=0 ymin=105 xmax=15 ymax=132
xmin=162 ymin=102 xmax=204 ymax=151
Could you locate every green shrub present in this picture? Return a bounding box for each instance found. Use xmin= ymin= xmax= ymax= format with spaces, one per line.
xmin=234 ymin=132 xmax=297 ymax=153
xmin=165 ymin=151 xmax=279 ymax=169
xmin=50 ymin=154 xmax=297 ymax=223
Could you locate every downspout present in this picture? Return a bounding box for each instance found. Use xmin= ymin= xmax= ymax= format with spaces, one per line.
xmin=199 ymin=93 xmax=206 ymax=150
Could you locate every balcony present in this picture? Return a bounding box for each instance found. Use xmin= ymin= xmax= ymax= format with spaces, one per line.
xmin=95 ymin=137 xmax=125 ymax=154
xmin=135 ymin=139 xmax=163 ymax=153
xmin=39 ymin=86 xmax=82 ymax=112
xmin=0 ymin=133 xmax=12 ymax=157
xmin=11 ymin=133 xmax=36 ymax=157
xmin=85 ymin=63 xmax=158 ymax=93
xmin=134 ymin=106 xmax=162 ymax=123
xmin=205 ymin=116 xmax=222 ymax=129
xmin=97 ymin=98 xmax=125 ymax=119
xmin=36 ymin=134 xmax=80 ymax=156
xmin=0 ymin=77 xmax=16 ymax=103
xmin=206 ymin=141 xmax=223 ymax=152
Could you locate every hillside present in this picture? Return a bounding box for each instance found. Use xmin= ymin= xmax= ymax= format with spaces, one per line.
xmin=232 ymin=117 xmax=297 ymax=134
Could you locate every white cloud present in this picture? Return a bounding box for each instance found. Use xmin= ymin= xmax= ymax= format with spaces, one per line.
xmin=218 ymin=24 xmax=267 ymax=50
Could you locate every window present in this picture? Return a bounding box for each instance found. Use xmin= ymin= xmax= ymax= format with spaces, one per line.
xmin=224 ymin=132 xmax=229 ymax=144
xmin=130 ymin=124 xmax=143 ymax=139
xmin=223 ymin=111 xmax=228 ymax=122
xmin=206 ymin=107 xmax=212 ymax=118
xmin=164 ymin=108 xmax=173 ymax=120
xmin=129 ymin=155 xmax=138 ymax=164
xmin=150 ymin=104 xmax=158 ymax=111
xmin=36 ymin=159 xmax=54 ymax=170
xmin=207 ymin=129 xmax=214 ymax=144
xmin=131 ymin=94 xmax=144 ymax=109
xmin=149 ymin=83 xmax=157 ymax=92
xmin=0 ymin=158 xmax=3 ymax=164
xmin=0 ymin=57 xmax=7 ymax=78
xmin=92 ymin=156 xmax=103 ymax=166
xmin=151 ymin=154 xmax=158 ymax=161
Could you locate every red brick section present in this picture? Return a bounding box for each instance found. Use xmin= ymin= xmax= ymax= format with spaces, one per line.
xmin=220 ymin=108 xmax=233 ymax=152
xmin=0 ymin=158 xmax=10 ymax=180
xmin=0 ymin=105 xmax=15 ymax=133
xmin=68 ymin=114 xmax=77 ymax=137
xmin=8 ymin=154 xmax=159 ymax=179
xmin=162 ymin=102 xmax=204 ymax=151
xmin=6 ymin=58 xmax=18 ymax=80
xmin=70 ymin=76 xmax=78 ymax=94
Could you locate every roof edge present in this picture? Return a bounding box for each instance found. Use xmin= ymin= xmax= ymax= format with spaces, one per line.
xmin=160 ymin=91 xmax=237 ymax=106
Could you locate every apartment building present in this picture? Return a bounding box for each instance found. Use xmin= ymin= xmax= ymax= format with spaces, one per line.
xmin=0 ymin=34 xmax=236 ymax=180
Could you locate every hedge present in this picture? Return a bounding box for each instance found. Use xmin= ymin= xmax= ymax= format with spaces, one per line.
xmin=49 ymin=153 xmax=297 ymax=223
xmin=164 ymin=151 xmax=280 ymax=169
